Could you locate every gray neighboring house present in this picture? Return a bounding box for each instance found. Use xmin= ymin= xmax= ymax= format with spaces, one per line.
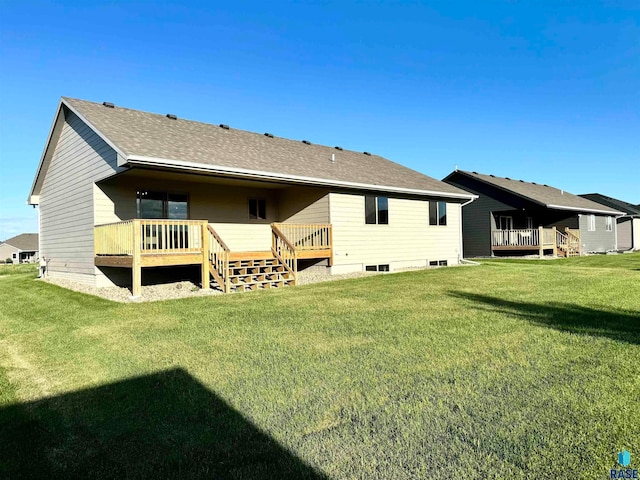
xmin=579 ymin=193 xmax=640 ymax=251
xmin=443 ymin=170 xmax=623 ymax=257
xmin=0 ymin=233 xmax=39 ymax=263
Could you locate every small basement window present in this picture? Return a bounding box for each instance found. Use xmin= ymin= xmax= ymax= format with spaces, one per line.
xmin=365 ymin=264 xmax=390 ymax=272
xmin=438 ymin=260 xmax=448 ymax=266
xmin=429 ymin=260 xmax=448 ymax=267
xmin=249 ymin=199 xmax=267 ymax=220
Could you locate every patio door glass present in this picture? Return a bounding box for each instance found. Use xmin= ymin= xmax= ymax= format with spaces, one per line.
xmin=499 ymin=216 xmax=513 ymax=230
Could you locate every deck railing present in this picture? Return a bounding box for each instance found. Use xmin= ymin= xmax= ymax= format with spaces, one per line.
xmin=208 ymin=225 xmax=230 ymax=293
xmin=271 ymin=224 xmax=297 ymax=277
xmin=95 ymin=220 xmax=205 ymax=255
xmin=271 ymin=223 xmax=332 ymax=251
xmin=491 ymin=228 xmax=540 ymax=247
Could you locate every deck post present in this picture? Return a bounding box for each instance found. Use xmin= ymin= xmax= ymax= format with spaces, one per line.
xmin=201 ymin=221 xmax=210 ymax=290
xmin=132 ymin=220 xmax=142 ymax=297
xmin=538 ymin=226 xmax=544 ymax=259
xmin=552 ymin=226 xmax=558 ymax=257
xmin=328 ymin=225 xmax=334 ymax=267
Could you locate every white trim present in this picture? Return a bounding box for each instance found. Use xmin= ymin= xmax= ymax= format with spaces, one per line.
xmin=546 ymin=203 xmax=623 ymax=216
xmin=459 ymin=197 xmax=474 ymax=261
xmin=126 ymin=155 xmax=478 ymax=200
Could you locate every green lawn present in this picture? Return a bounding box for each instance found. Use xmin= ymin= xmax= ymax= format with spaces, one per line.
xmin=1 ymin=255 xmax=639 ymax=479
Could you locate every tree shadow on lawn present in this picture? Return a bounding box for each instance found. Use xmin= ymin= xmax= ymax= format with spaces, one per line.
xmin=449 ymin=291 xmax=640 ymax=344
xmin=0 ymin=368 xmax=326 ymax=480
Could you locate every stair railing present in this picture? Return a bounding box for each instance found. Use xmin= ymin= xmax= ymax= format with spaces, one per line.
xmin=271 ymin=224 xmax=297 ymax=281
xmin=207 ymin=225 xmax=231 ymax=293
xmin=565 ymin=228 xmax=581 ymax=256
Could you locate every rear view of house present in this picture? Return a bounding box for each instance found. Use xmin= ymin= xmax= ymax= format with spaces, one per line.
xmin=0 ymin=233 xmax=39 ymax=264
xmin=580 ymin=193 xmax=640 ymax=251
xmin=443 ymin=170 xmax=622 ymax=257
xmin=29 ymin=97 xmax=475 ymax=294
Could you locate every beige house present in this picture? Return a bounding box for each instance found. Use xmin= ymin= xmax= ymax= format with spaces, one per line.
xmin=29 ymin=98 xmax=476 ymax=295
xmin=0 ymin=233 xmax=39 ymax=263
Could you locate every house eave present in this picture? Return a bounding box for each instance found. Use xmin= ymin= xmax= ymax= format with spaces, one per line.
xmin=126 ymin=155 xmax=478 ymax=200
xmin=546 ymin=204 xmax=623 ymax=216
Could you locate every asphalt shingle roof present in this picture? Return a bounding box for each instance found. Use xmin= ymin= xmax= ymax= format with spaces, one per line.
xmin=579 ymin=193 xmax=640 ymax=216
xmin=450 ymin=170 xmax=622 ymax=214
xmin=2 ymin=233 xmax=39 ymax=251
xmin=62 ymin=97 xmax=472 ymax=198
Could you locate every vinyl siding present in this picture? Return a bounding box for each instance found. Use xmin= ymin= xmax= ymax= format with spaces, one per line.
xmin=0 ymin=244 xmax=20 ymax=262
xmin=578 ymin=214 xmax=617 ymax=252
xmin=633 ymin=218 xmax=640 ymax=251
xmin=40 ymin=110 xmax=122 ymax=284
xmin=328 ymin=192 xmax=461 ymax=273
xmin=278 ymin=187 xmax=330 ymax=224
xmin=617 ymin=217 xmax=633 ymax=251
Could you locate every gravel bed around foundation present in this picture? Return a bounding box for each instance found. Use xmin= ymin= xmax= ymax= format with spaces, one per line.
xmin=41 ymin=277 xmax=222 ymax=303
xmin=40 ymin=265 xmax=459 ymax=303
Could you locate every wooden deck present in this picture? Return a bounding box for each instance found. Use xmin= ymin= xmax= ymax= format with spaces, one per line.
xmin=94 ymin=220 xmax=333 ymax=295
xmin=491 ymin=227 xmax=581 ymax=257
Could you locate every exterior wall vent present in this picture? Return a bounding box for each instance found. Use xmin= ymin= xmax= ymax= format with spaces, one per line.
xmin=103 ymin=102 xmax=115 ymax=108
xmin=166 ymin=114 xmax=177 ymax=120
xmin=219 ymin=124 xmax=230 ymax=129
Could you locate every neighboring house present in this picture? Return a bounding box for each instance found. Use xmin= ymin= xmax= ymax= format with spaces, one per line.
xmin=0 ymin=233 xmax=39 ymax=263
xmin=579 ymin=193 xmax=640 ymax=251
xmin=29 ymin=97 xmax=476 ymax=295
xmin=442 ymin=170 xmax=623 ymax=258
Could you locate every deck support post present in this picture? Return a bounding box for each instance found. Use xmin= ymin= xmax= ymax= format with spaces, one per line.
xmin=201 ymin=221 xmax=210 ymax=290
xmin=552 ymin=226 xmax=558 ymax=257
xmin=132 ymin=220 xmax=142 ymax=297
xmin=538 ymin=226 xmax=544 ymax=259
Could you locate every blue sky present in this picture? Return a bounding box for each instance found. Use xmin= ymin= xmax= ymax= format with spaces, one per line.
xmin=1 ymin=1 xmax=638 ymax=240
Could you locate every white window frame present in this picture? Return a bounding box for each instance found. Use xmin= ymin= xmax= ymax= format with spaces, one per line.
xmin=588 ymin=214 xmax=596 ymax=232
xmin=605 ymin=216 xmax=613 ymax=232
xmin=526 ymin=217 xmax=533 ymax=229
xmin=499 ymin=216 xmax=513 ymax=230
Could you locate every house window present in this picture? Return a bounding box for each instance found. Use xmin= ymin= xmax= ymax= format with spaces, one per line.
xmin=365 ymin=196 xmax=389 ymax=225
xmin=429 ymin=201 xmax=447 ymax=226
xmin=137 ymin=191 xmax=189 ymax=219
xmin=606 ymin=216 xmax=613 ymax=232
xmin=588 ymin=214 xmax=596 ymax=231
xmin=429 ymin=260 xmax=448 ymax=267
xmin=12 ymin=253 xmax=17 ymax=259
xmin=249 ymin=199 xmax=267 ymax=220
xmin=526 ymin=217 xmax=533 ymax=229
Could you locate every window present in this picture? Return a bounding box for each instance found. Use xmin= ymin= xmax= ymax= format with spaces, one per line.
xmin=12 ymin=253 xmax=17 ymax=259
xmin=606 ymin=216 xmax=613 ymax=232
xmin=365 ymin=196 xmax=389 ymax=225
xmin=588 ymin=214 xmax=596 ymax=231
xmin=429 ymin=201 xmax=447 ymax=226
xmin=429 ymin=260 xmax=448 ymax=267
xmin=137 ymin=191 xmax=189 ymax=219
xmin=365 ymin=264 xmax=390 ymax=272
xmin=249 ymin=199 xmax=267 ymax=220
xmin=526 ymin=217 xmax=533 ymax=229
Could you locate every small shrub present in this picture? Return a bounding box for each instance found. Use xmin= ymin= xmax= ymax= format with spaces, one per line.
xmin=5 ymin=258 xmax=13 ymax=264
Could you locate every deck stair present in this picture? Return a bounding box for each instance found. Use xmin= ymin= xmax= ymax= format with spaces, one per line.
xmin=556 ymin=228 xmax=581 ymax=257
xmin=225 ymin=256 xmax=295 ymax=292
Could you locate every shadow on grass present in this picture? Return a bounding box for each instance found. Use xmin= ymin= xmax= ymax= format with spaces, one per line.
xmin=0 ymin=368 xmax=326 ymax=480
xmin=449 ymin=291 xmax=640 ymax=344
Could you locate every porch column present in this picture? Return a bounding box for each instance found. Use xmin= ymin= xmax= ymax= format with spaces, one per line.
xmin=201 ymin=221 xmax=210 ymax=290
xmin=538 ymin=226 xmax=544 ymax=258
xmin=132 ymin=220 xmax=142 ymax=297
xmin=552 ymin=227 xmax=558 ymax=257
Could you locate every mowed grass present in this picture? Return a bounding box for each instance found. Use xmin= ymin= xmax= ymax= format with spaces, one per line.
xmin=1 ymin=255 xmax=639 ymax=479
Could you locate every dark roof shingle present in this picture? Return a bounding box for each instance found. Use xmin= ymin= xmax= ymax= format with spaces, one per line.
xmin=62 ymin=97 xmax=472 ymax=198
xmin=579 ymin=194 xmax=640 ymax=216
xmin=448 ymin=170 xmax=622 ymax=214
